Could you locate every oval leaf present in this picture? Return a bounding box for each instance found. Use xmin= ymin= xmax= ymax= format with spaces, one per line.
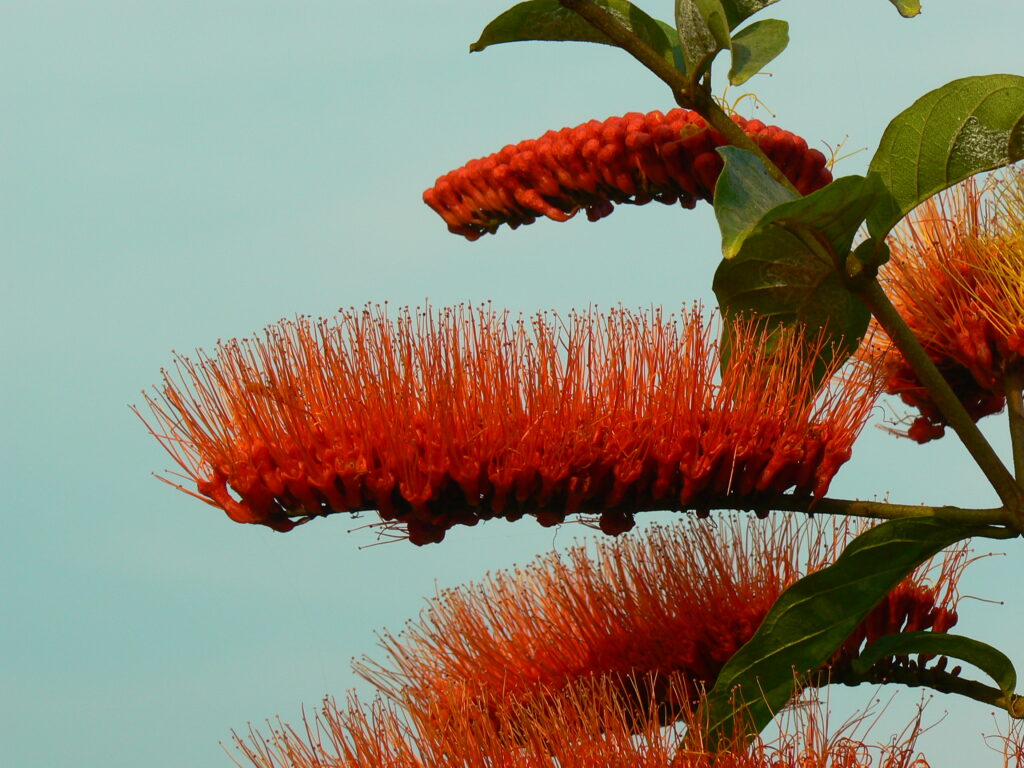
xmin=866 ymin=74 xmax=1024 ymax=238
xmin=675 ymin=0 xmax=731 ymax=76
xmin=887 ymin=0 xmax=921 ymax=17
xmin=713 ymin=246 xmax=870 ymax=382
xmin=717 ymin=0 xmax=781 ymax=29
xmin=674 ymin=0 xmax=784 ymax=78
xmin=471 ymin=0 xmax=684 ymax=72
xmin=703 ymin=518 xmax=983 ymax=744
xmin=728 ymin=18 xmax=789 ymax=85
xmin=712 ymin=149 xmax=880 ymax=379
xmin=852 ymin=631 xmax=1017 ymax=695
xmin=714 ymin=145 xmax=797 ymax=260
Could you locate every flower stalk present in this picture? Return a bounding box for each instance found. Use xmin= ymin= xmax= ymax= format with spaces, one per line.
xmin=555 ymin=0 xmax=1017 ymax=519
xmin=556 ymin=0 xmax=799 ymax=194
xmin=858 ymin=280 xmax=1024 ymax=527
xmin=838 ymin=664 xmax=1024 ymax=718
xmin=1006 ymin=369 xmax=1024 ymax=483
xmin=557 ymin=0 xmax=690 ymax=102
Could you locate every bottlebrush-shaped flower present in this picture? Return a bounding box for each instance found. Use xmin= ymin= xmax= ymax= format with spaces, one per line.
xmin=423 ymin=109 xmax=833 ymax=240
xmin=232 ymin=676 xmax=933 ymax=768
xmin=868 ymin=170 xmax=1024 ymax=443
xmin=355 ymin=517 xmax=965 ymax=726
xmin=139 ymin=305 xmax=878 ymax=544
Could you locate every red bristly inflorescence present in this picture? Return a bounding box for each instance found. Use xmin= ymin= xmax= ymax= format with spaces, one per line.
xmin=139 ymin=305 xmax=879 ymax=545
xmin=234 ymin=679 xmax=937 ymax=768
xmin=356 ymin=517 xmax=965 ymax=727
xmin=423 ymin=108 xmax=833 ymax=240
xmin=867 ymin=171 xmax=1024 ymax=443
xmin=233 ymin=672 xmax=934 ymax=768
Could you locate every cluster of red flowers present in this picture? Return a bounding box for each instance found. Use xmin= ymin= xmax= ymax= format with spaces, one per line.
xmin=357 ymin=517 xmax=965 ymax=726
xmin=233 ymin=517 xmax=956 ymax=768
xmin=233 ymin=679 xmax=932 ymax=768
xmin=870 ymin=171 xmax=1024 ymax=442
xmin=423 ymin=108 xmax=833 ymax=240
xmin=140 ymin=305 xmax=878 ymax=545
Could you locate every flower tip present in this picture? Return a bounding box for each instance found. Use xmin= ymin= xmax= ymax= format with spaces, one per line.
xmin=598 ymin=510 xmax=635 ymax=536
xmin=908 ymin=417 xmax=945 ymax=444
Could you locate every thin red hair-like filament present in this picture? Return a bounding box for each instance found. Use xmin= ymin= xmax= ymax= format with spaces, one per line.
xmin=230 ymin=676 xmax=933 ymax=768
xmin=140 ymin=305 xmax=879 ymax=543
xmin=867 ymin=170 xmax=1024 ymax=442
xmin=354 ymin=517 xmax=966 ymax=728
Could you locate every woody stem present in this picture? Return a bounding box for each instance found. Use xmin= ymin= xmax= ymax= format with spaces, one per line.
xmin=1006 ymin=369 xmax=1024 ymax=482
xmin=857 ymin=280 xmax=1024 ymax=529
xmin=836 ymin=665 xmax=1024 ymax=718
xmin=556 ymin=0 xmax=798 ymax=193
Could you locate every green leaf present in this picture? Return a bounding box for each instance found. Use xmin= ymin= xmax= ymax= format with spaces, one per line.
xmin=887 ymin=0 xmax=921 ymax=17
xmin=471 ymin=0 xmax=685 ymax=73
xmin=717 ymin=0 xmax=780 ymax=29
xmin=703 ymin=518 xmax=982 ymax=745
xmin=672 ymin=0 xmax=785 ymax=77
xmin=715 ymin=146 xmax=797 ymax=259
xmin=675 ymin=0 xmax=731 ymax=77
xmin=866 ymin=74 xmax=1024 ymax=238
xmin=853 ymin=631 xmax=1017 ymax=695
xmin=728 ymin=19 xmax=788 ymax=85
xmin=712 ymin=149 xmax=880 ymax=378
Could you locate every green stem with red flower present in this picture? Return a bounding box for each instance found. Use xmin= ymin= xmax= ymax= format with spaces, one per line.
xmin=859 ymin=282 xmax=1024 ymax=525
xmin=556 ymin=0 xmax=799 ymax=194
xmin=1006 ymin=369 xmax=1024 ymax=483
xmin=312 ymin=495 xmax=1014 ymax=532
xmin=559 ymin=0 xmax=1024 ymax=533
xmin=829 ymin=665 xmax=1024 ymax=717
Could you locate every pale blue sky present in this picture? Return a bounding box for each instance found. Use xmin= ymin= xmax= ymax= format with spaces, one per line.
xmin=2 ymin=1 xmax=1023 ymax=766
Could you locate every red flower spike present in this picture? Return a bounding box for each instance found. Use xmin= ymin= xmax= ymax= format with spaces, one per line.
xmin=355 ymin=517 xmax=966 ymax=728
xmin=232 ymin=676 xmax=935 ymax=768
xmin=863 ymin=170 xmax=1024 ymax=441
xmin=139 ymin=305 xmax=879 ymax=543
xmin=423 ymin=108 xmax=833 ymax=240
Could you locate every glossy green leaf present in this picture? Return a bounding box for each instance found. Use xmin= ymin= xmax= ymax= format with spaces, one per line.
xmin=867 ymin=74 xmax=1024 ymax=238
xmin=715 ymin=146 xmax=797 ymax=260
xmin=703 ymin=518 xmax=982 ymax=745
xmin=853 ymin=631 xmax=1017 ymax=695
xmin=672 ymin=0 xmax=778 ymax=78
xmin=712 ymin=149 xmax=880 ymax=377
xmin=717 ymin=0 xmax=780 ymax=29
xmin=887 ymin=0 xmax=921 ymax=17
xmin=675 ymin=0 xmax=731 ymax=77
xmin=728 ymin=19 xmax=788 ymax=85
xmin=471 ymin=0 xmax=685 ymax=73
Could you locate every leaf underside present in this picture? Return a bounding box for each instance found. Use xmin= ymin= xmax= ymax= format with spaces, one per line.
xmin=702 ymin=518 xmax=981 ymax=744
